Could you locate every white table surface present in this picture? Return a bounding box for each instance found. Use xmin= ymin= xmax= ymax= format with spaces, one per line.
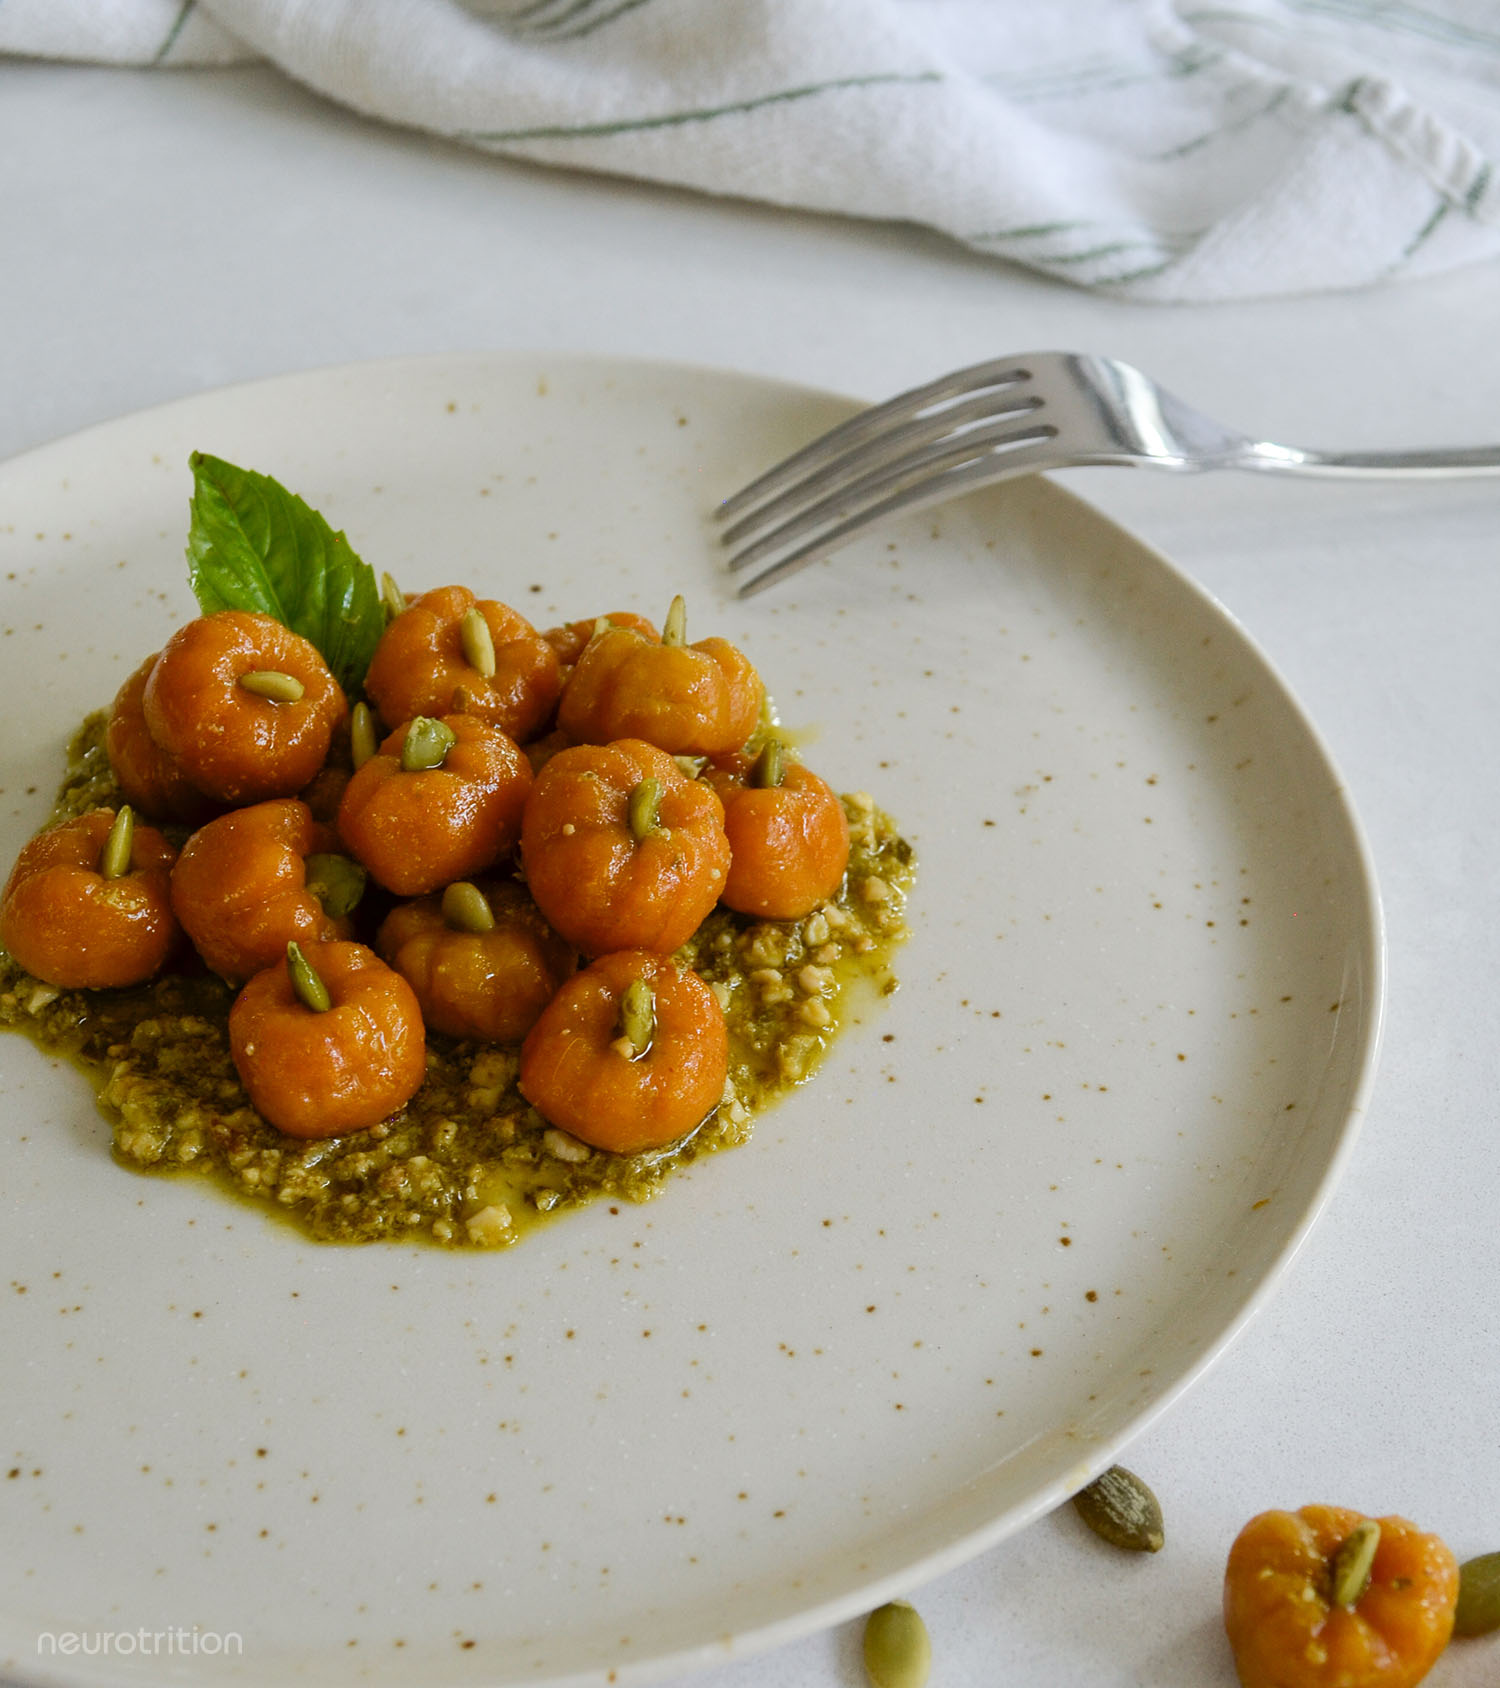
xmin=3 ymin=56 xmax=1498 ymax=1688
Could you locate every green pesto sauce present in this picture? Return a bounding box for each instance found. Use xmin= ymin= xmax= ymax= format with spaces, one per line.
xmin=0 ymin=714 xmax=915 ymax=1248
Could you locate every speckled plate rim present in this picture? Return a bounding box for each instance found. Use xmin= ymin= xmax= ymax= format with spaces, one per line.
xmin=0 ymin=351 xmax=1386 ymax=1688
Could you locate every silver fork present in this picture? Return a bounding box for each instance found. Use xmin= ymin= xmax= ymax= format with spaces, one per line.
xmin=718 ymin=351 xmax=1500 ymax=597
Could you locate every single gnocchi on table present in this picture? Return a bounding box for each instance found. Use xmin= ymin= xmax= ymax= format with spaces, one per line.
xmin=1223 ymin=1506 xmax=1462 ymax=1688
xmin=0 ymin=452 xmax=915 ymax=1247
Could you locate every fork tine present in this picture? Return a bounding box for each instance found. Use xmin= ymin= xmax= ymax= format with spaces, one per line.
xmin=719 ymin=387 xmax=1044 ymax=551
xmin=725 ymin=416 xmax=1056 ymax=575
xmin=716 ymin=358 xmax=1036 ymax=523
xmin=735 ymin=436 xmax=1061 ymax=599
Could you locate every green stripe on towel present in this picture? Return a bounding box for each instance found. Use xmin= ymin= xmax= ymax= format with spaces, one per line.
xmin=153 ymin=0 xmax=199 ymax=62
xmin=544 ymin=0 xmax=660 ymax=42
xmin=464 ymin=72 xmax=944 ymax=145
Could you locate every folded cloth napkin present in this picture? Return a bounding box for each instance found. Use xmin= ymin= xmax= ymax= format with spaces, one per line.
xmin=6 ymin=0 xmax=1500 ymax=301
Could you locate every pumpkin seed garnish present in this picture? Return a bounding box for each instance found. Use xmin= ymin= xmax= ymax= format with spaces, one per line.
xmin=628 ymin=778 xmax=663 ymax=841
xmin=749 ymin=739 xmax=786 ymax=789
xmin=238 ymin=669 xmax=305 ymax=703
xmin=618 ymin=978 xmax=655 ymax=1056
xmin=460 ymin=607 xmax=497 ymax=678
xmin=862 ymin=1600 xmax=931 ymax=1688
xmin=350 ymin=701 xmax=378 ymax=770
xmin=401 ymin=716 xmax=457 ymax=773
xmin=1454 ymin=1551 xmax=1500 ymax=1636
xmin=304 ymin=853 xmax=367 ymax=920
xmin=1071 ymin=1465 xmax=1164 ymax=1553
xmin=99 ymin=806 xmax=135 ymax=881
xmin=661 ymin=593 xmax=688 ymax=647
xmin=286 ymin=941 xmax=332 ymax=1013
xmin=381 ymin=572 xmax=406 ymax=622
xmin=442 ymin=881 xmax=496 ymax=934
xmin=1330 ymin=1518 xmax=1381 ymax=1607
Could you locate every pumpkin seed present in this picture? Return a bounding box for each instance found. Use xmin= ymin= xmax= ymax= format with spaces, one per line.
xmin=304 ymin=853 xmax=367 ymax=920
xmin=628 ymin=778 xmax=663 ymax=841
xmin=350 ymin=701 xmax=378 ymax=770
xmin=750 ymin=740 xmax=785 ymax=789
xmin=661 ymin=593 xmax=687 ymax=647
xmin=381 ymin=572 xmax=406 ymax=622
xmin=99 ymin=806 xmax=134 ymax=881
xmin=862 ymin=1600 xmax=930 ymax=1688
xmin=442 ymin=881 xmax=496 ymax=934
xmin=1331 ymin=1519 xmax=1381 ymax=1607
xmin=618 ymin=978 xmax=655 ymax=1055
xmin=286 ymin=942 xmax=332 ymax=1013
xmin=401 ymin=716 xmax=456 ymax=773
xmin=460 ymin=607 xmax=497 ymax=679
xmin=238 ymin=669 xmax=305 ymax=703
xmin=1071 ymin=1465 xmax=1164 ymax=1553
xmin=1454 ymin=1551 xmax=1500 ymax=1637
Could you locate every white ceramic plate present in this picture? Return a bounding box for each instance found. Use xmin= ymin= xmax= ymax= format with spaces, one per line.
xmin=0 ymin=354 xmax=1381 ymax=1688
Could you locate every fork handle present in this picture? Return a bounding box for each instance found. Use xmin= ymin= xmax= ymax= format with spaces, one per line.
xmin=1238 ymin=443 xmax=1500 ymax=478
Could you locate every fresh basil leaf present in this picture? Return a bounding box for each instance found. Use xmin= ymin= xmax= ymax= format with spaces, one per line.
xmin=185 ymin=452 xmax=383 ymax=695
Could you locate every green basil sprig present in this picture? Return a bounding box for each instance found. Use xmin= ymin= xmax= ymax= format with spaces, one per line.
xmin=185 ymin=452 xmax=383 ymax=695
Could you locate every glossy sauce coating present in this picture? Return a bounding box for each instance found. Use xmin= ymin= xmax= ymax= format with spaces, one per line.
xmin=377 ymin=881 xmax=574 ymax=1043
xmin=543 ymin=611 xmax=659 ymax=674
xmin=520 ymin=737 xmax=730 ymax=955
xmin=365 ymin=585 xmax=560 ymax=742
xmin=707 ymin=750 xmax=851 ymax=920
xmin=338 ymin=714 xmax=532 ymax=897
xmin=105 ymin=654 xmax=219 ymax=825
xmin=228 ymin=941 xmax=426 ymax=1139
xmin=557 ymin=620 xmax=760 ymax=756
xmin=0 ymin=809 xmax=179 ymax=989
xmin=142 ymin=611 xmax=346 ymax=804
xmin=519 ymin=950 xmax=728 ymax=1154
xmin=170 ymin=798 xmax=349 ymax=985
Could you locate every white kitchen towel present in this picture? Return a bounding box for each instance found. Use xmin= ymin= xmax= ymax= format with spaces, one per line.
xmin=6 ymin=0 xmax=1500 ymax=301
